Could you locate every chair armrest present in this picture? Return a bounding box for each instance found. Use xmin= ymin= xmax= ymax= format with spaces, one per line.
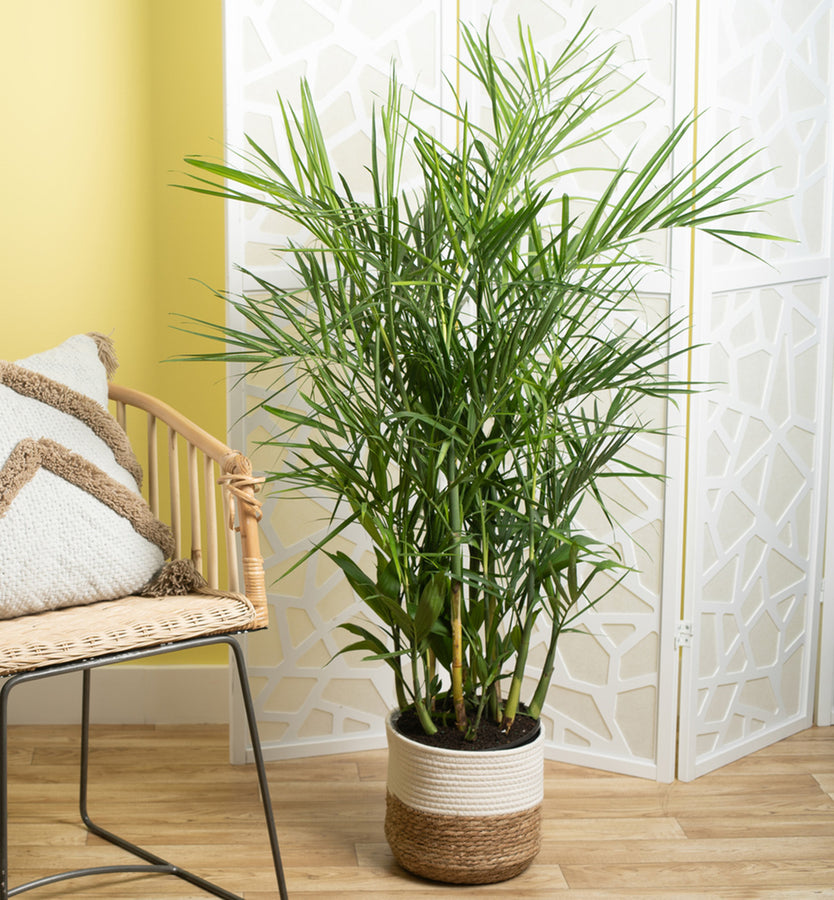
xmin=108 ymin=383 xmax=269 ymax=629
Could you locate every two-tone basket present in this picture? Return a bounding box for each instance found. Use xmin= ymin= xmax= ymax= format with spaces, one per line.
xmin=384 ymin=712 xmax=544 ymax=884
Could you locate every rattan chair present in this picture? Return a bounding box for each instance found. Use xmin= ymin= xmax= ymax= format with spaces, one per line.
xmin=0 ymin=383 xmax=288 ymax=899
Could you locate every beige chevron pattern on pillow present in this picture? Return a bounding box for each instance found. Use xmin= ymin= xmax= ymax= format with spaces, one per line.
xmin=0 ymin=334 xmax=174 ymax=619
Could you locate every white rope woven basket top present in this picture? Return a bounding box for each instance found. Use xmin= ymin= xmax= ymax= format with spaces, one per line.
xmin=385 ymin=713 xmax=544 ymax=817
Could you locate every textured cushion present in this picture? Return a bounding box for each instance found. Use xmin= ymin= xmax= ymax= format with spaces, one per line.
xmin=0 ymin=334 xmax=174 ymax=619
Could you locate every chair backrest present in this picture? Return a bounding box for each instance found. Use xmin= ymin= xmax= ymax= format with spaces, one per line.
xmin=108 ymin=383 xmax=269 ymax=629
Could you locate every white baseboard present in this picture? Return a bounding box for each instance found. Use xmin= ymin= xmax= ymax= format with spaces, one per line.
xmin=255 ymin=731 xmax=388 ymax=763
xmin=6 ymin=665 xmax=230 ymax=725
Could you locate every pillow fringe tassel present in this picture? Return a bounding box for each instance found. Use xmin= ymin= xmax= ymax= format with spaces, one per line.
xmin=138 ymin=558 xmax=248 ymax=605
xmin=86 ymin=332 xmax=119 ymax=380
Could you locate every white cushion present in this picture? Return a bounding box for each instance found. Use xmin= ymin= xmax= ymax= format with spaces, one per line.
xmin=0 ymin=335 xmax=173 ymax=619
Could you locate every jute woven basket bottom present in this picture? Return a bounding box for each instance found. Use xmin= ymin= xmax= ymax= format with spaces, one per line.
xmin=384 ymin=713 xmax=544 ymax=884
xmin=385 ymin=792 xmax=541 ymax=884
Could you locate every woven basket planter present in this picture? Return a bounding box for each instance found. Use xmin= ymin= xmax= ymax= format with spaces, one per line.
xmin=384 ymin=711 xmax=544 ymax=884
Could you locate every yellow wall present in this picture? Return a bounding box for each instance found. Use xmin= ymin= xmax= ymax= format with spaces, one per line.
xmin=1 ymin=0 xmax=155 ymax=367
xmin=1 ymin=0 xmax=228 ymax=663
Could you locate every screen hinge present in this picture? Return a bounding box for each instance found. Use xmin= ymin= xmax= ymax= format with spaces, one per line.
xmin=675 ymin=620 xmax=693 ymax=649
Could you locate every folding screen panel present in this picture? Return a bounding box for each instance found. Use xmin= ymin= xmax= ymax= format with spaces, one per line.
xmin=456 ymin=0 xmax=685 ymax=780
xmin=222 ymin=0 xmax=683 ymax=776
xmin=819 ymin=456 xmax=834 ymax=726
xmin=676 ymin=0 xmax=834 ymax=780
xmin=221 ymin=0 xmax=833 ymax=778
xmin=222 ymin=0 xmax=454 ymax=761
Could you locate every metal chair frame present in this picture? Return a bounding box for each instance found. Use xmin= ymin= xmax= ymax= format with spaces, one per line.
xmin=1 ymin=632 xmax=288 ymax=900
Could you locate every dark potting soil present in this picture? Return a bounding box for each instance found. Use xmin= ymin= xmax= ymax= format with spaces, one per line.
xmin=394 ymin=708 xmax=539 ymax=752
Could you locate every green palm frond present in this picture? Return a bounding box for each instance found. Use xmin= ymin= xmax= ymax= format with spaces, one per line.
xmin=178 ymin=15 xmax=781 ymax=739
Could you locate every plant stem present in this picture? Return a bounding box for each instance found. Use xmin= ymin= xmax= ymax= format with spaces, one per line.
xmin=467 ymin=690 xmax=490 ymax=741
xmin=450 ymin=580 xmax=467 ymax=732
xmin=448 ymin=450 xmax=468 ymax=733
xmin=414 ymin=698 xmax=438 ymax=735
xmin=528 ymin=596 xmax=560 ymax=719
xmin=411 ymin=649 xmax=437 ymax=734
xmin=502 ymin=561 xmax=537 ymax=733
xmin=394 ymin=674 xmax=408 ymax=711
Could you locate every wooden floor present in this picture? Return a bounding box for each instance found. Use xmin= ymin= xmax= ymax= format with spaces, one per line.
xmin=5 ymin=724 xmax=834 ymax=898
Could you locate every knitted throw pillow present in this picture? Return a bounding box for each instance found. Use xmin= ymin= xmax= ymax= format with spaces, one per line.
xmin=0 ymin=334 xmax=174 ymax=619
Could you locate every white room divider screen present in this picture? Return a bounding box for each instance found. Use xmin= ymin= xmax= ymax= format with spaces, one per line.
xmin=221 ymin=0 xmax=834 ymax=781
xmin=675 ymin=0 xmax=834 ymax=780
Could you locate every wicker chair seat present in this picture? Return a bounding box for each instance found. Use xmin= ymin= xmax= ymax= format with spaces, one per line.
xmin=0 ymin=591 xmax=256 ymax=676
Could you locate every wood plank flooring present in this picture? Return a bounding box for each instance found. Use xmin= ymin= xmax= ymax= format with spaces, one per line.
xmin=5 ymin=724 xmax=834 ymax=898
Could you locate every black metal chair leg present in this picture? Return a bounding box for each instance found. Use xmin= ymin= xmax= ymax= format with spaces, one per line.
xmin=227 ymin=637 xmax=290 ymax=900
xmin=1 ymin=678 xmax=13 ymax=900
xmin=2 ymin=635 xmax=289 ymax=899
xmin=77 ymin=668 xmax=247 ymax=900
xmin=2 ymin=671 xmax=179 ymax=899
xmin=78 ymin=644 xmax=289 ymax=900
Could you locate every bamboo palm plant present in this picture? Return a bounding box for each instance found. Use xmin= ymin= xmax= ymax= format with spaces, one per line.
xmin=183 ymin=19 xmax=777 ymax=742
